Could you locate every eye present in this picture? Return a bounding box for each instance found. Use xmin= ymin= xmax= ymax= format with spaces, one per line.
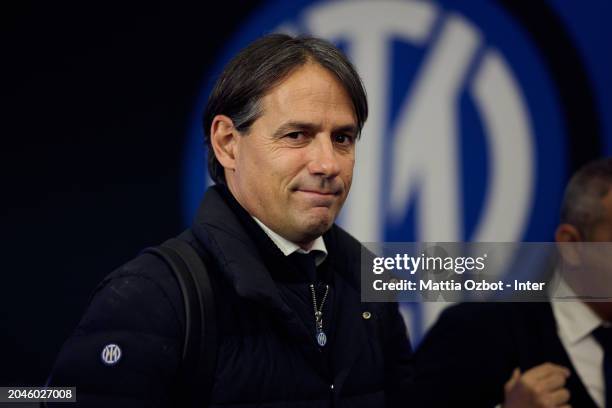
xmin=333 ymin=133 xmax=355 ymax=145
xmin=286 ymin=131 xmax=306 ymax=140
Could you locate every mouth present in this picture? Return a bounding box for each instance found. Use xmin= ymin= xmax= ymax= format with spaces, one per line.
xmin=294 ymin=189 xmax=341 ymax=207
xmin=296 ymin=189 xmax=339 ymax=196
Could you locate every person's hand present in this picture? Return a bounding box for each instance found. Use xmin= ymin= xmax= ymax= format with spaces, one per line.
xmin=502 ymin=363 xmax=571 ymax=408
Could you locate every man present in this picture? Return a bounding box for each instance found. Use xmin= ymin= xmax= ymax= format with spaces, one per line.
xmin=48 ymin=34 xmax=413 ymax=407
xmin=411 ymin=157 xmax=612 ymax=408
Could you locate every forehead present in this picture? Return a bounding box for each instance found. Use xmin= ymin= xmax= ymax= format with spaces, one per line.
xmin=259 ymin=63 xmax=357 ymax=125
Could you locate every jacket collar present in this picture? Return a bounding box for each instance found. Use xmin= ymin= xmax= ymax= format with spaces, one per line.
xmin=190 ymin=185 xmax=296 ymax=319
xmin=252 ymin=216 xmax=328 ymax=265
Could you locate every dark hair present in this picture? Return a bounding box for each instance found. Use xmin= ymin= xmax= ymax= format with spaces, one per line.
xmin=202 ymin=33 xmax=368 ymax=184
xmin=560 ymin=157 xmax=612 ymax=236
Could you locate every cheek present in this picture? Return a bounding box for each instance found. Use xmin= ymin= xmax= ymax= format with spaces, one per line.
xmin=273 ymin=153 xmax=308 ymax=181
xmin=342 ymin=157 xmax=355 ymax=188
xmin=589 ymin=222 xmax=612 ymax=242
xmin=236 ymin=140 xmax=259 ymax=173
xmin=238 ymin=141 xmax=278 ymax=178
xmin=256 ymin=159 xmax=299 ymax=201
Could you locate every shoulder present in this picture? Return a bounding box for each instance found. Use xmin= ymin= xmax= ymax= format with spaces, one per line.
xmin=47 ymin=250 xmax=188 ymax=402
xmin=433 ymin=301 xmax=550 ymax=332
xmin=424 ymin=302 xmax=516 ymax=344
xmin=81 ymin=251 xmax=185 ymax=336
xmin=411 ymin=303 xmax=526 ymax=407
xmin=416 ymin=302 xmax=531 ymax=371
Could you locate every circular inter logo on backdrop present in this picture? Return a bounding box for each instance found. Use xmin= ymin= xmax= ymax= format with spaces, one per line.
xmin=101 ymin=343 xmax=122 ymax=366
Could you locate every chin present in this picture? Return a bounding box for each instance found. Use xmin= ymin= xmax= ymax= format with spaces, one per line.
xmin=287 ymin=207 xmax=337 ymax=240
xmin=301 ymin=216 xmax=334 ymax=239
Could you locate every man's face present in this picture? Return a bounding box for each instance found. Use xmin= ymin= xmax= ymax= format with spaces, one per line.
xmin=227 ymin=62 xmax=358 ymax=246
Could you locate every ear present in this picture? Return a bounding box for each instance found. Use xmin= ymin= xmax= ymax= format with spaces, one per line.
xmin=555 ymin=223 xmax=582 ymax=243
xmin=555 ymin=223 xmax=582 ymax=266
xmin=210 ymin=114 xmax=239 ymax=171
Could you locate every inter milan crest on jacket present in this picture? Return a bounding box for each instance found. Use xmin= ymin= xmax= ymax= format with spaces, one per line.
xmin=101 ymin=343 xmax=121 ymax=365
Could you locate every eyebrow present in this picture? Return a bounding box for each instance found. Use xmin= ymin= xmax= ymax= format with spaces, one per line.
xmin=272 ymin=121 xmax=359 ymax=139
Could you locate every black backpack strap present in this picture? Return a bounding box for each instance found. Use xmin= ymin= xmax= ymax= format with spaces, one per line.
xmin=143 ymin=230 xmax=217 ymax=407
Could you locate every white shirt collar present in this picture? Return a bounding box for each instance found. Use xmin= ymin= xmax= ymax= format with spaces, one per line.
xmin=551 ymin=276 xmax=603 ymax=345
xmin=252 ymin=217 xmax=328 ymax=266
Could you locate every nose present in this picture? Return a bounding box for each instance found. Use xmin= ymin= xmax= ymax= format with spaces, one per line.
xmin=307 ymin=134 xmax=341 ymax=178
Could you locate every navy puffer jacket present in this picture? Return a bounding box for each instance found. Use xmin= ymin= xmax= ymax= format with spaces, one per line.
xmin=48 ymin=186 xmax=413 ymax=407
